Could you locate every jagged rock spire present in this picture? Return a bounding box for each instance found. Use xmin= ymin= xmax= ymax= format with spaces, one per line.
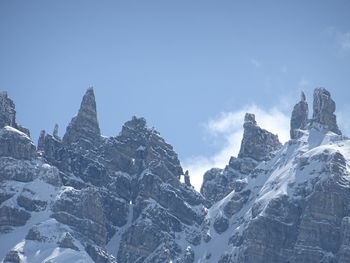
xmin=0 ymin=91 xmax=16 ymax=128
xmin=290 ymin=91 xmax=309 ymax=139
xmin=184 ymin=170 xmax=191 ymax=187
xmin=63 ymin=87 xmax=101 ymax=146
xmin=53 ymin=124 xmax=60 ymax=140
xmin=238 ymin=113 xmax=282 ymax=161
xmin=312 ymin=88 xmax=341 ymax=135
xmin=0 ymin=91 xmax=30 ymax=136
xmin=244 ymin=113 xmax=257 ymax=126
xmin=38 ymin=130 xmax=46 ymax=151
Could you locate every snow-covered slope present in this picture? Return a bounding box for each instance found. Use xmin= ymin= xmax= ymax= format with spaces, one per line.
xmin=195 ymin=128 xmax=350 ymax=262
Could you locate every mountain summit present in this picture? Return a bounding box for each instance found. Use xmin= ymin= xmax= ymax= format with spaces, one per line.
xmin=0 ymin=87 xmax=349 ymax=263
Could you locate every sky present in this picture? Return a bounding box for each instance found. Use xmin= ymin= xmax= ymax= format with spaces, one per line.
xmin=1 ymin=0 xmax=350 ymax=190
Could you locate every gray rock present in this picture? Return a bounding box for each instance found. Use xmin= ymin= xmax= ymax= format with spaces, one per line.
xmin=0 ymin=206 xmax=31 ymax=228
xmin=214 ymin=214 xmax=229 ymax=234
xmin=312 ymin=87 xmax=341 ymax=135
xmin=238 ymin=113 xmax=282 ymax=161
xmin=0 ymin=92 xmax=16 ymax=129
xmin=3 ymin=250 xmax=21 ymax=263
xmin=53 ymin=124 xmax=60 ymax=140
xmin=17 ymin=194 xmax=47 ymax=212
xmin=85 ymin=244 xmax=117 ymax=263
xmin=184 ymin=170 xmax=191 ymax=187
xmin=0 ymin=92 xmax=30 ymax=137
xmin=201 ymin=113 xmax=280 ymax=206
xmin=52 ymin=188 xmax=110 ymax=246
xmin=37 ymin=130 xmax=46 ymax=151
xmin=63 ymin=87 xmax=101 ymax=148
xmin=58 ymin=232 xmax=79 ymax=251
xmin=183 ymin=246 xmax=195 ymax=263
xmin=26 ymin=226 xmax=47 ymax=242
xmin=291 ymin=91 xmax=309 ymax=139
xmin=0 ymin=126 xmax=36 ymax=160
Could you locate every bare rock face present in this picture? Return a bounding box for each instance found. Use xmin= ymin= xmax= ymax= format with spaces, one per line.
xmin=0 ymin=206 xmax=31 ymax=229
xmin=201 ymin=114 xmax=282 ymax=206
xmin=0 ymin=92 xmax=16 ymax=129
xmin=0 ymin=126 xmax=36 ymax=160
xmin=238 ymin=113 xmax=282 ymax=161
xmin=290 ymin=91 xmax=309 ymax=139
xmin=63 ymin=87 xmax=101 ymax=148
xmin=0 ymin=91 xmax=31 ymax=138
xmin=53 ymin=123 xmax=60 ymax=140
xmin=312 ymin=87 xmax=341 ymax=135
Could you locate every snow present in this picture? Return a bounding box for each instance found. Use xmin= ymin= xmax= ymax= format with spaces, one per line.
xmin=0 ymin=126 xmax=31 ymax=141
xmin=136 ymin=145 xmax=146 ymax=151
xmin=106 ymin=199 xmax=134 ymax=258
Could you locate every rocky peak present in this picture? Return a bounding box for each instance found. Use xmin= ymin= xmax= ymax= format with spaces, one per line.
xmin=244 ymin=112 xmax=257 ymax=126
xmin=112 ymin=115 xmax=183 ymax=180
xmin=312 ymin=87 xmax=341 ymax=135
xmin=290 ymin=91 xmax=309 ymax=139
xmin=37 ymin=130 xmax=46 ymax=151
xmin=238 ymin=113 xmax=282 ymax=161
xmin=120 ymin=116 xmax=148 ymax=137
xmin=184 ymin=170 xmax=191 ymax=187
xmin=53 ymin=124 xmax=60 ymax=140
xmin=63 ymin=87 xmax=101 ymax=147
xmin=0 ymin=91 xmax=16 ymax=128
xmin=0 ymin=91 xmax=30 ymax=137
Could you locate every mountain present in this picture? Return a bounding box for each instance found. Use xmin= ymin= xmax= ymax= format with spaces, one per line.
xmin=0 ymin=87 xmax=349 ymax=263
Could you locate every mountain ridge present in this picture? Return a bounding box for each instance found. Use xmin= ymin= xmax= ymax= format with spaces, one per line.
xmin=0 ymin=87 xmax=349 ymax=263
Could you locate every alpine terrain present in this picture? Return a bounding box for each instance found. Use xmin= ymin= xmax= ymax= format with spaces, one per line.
xmin=1 ymin=87 xmax=350 ymax=263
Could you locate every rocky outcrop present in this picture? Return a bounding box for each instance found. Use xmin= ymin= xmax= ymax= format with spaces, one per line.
xmin=0 ymin=92 xmax=16 ymax=129
xmin=238 ymin=113 xmax=282 ymax=161
xmin=0 ymin=206 xmax=31 ymax=229
xmin=312 ymin=87 xmax=341 ymax=135
xmin=3 ymin=251 xmax=21 ymax=263
xmin=0 ymin=92 xmax=30 ymax=137
xmin=63 ymin=87 xmax=101 ymax=148
xmin=0 ymin=126 xmax=36 ymax=160
xmin=201 ymin=113 xmax=281 ymax=206
xmin=58 ymin=232 xmax=79 ymax=251
xmin=290 ymin=91 xmax=309 ymax=139
xmin=184 ymin=170 xmax=191 ymax=187
xmin=52 ymin=187 xmax=112 ymax=246
xmin=53 ymin=123 xmax=60 ymax=140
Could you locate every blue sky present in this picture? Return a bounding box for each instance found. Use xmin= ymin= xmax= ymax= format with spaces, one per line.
xmin=1 ymin=1 xmax=350 ymax=189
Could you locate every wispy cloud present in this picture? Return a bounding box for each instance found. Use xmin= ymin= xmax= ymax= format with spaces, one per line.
xmin=325 ymin=27 xmax=350 ymax=54
xmin=183 ymin=105 xmax=290 ymax=191
xmin=298 ymin=78 xmax=310 ymax=87
xmin=250 ymin=58 xmax=262 ymax=68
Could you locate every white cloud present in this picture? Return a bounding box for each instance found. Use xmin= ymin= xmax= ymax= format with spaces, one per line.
xmin=250 ymin=58 xmax=262 ymax=68
xmin=325 ymin=27 xmax=350 ymax=54
xmin=183 ymin=105 xmax=290 ymax=191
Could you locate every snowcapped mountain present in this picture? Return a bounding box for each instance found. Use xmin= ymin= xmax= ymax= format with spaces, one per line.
xmin=0 ymin=88 xmax=350 ymax=263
